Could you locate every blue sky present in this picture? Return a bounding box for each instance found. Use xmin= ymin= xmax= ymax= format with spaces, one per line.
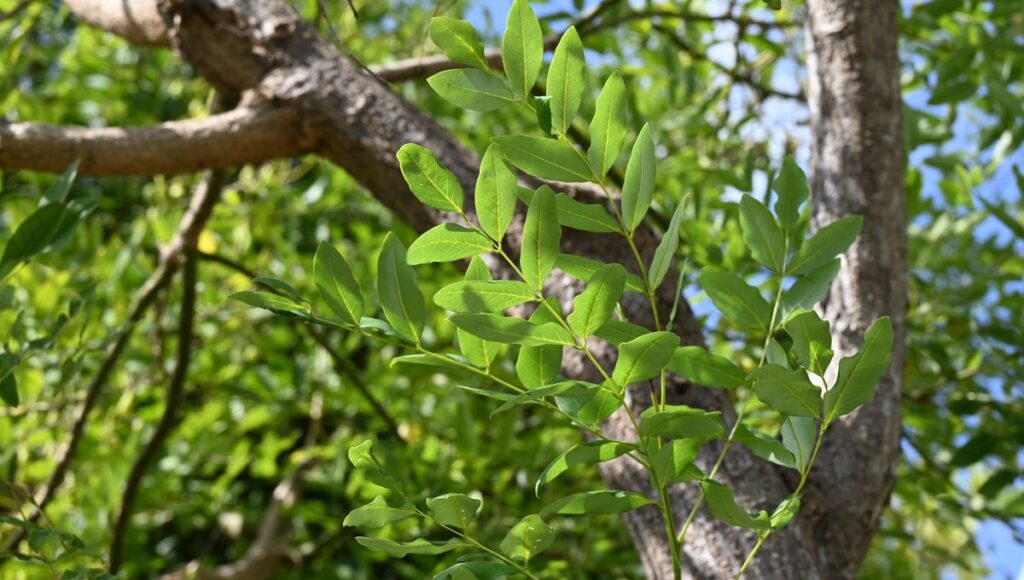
xmin=456 ymin=0 xmax=1022 ymax=577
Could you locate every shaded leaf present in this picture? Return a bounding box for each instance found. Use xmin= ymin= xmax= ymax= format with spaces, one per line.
xmin=520 ymin=186 xmax=561 ymax=288
xmin=541 ymin=490 xmax=654 ymax=516
xmin=493 ymin=136 xmax=593 ymax=182
xmin=428 ymin=69 xmax=517 ymax=112
xmin=739 ymin=195 xmax=786 ymax=272
xmin=638 ymin=405 xmax=724 ymax=441
xmin=449 ymin=313 xmax=574 ymax=346
xmin=666 ymin=346 xmax=745 ymax=389
xmin=356 ymin=537 xmax=468 ymax=557
xmin=789 ymin=216 xmax=863 ymax=275
xmin=701 ymin=481 xmax=770 ymax=530
xmin=430 ymin=17 xmax=489 ymax=70
xmin=750 ymin=365 xmax=822 ymax=418
xmin=823 ymin=317 xmax=894 ymax=422
xmin=434 ymin=280 xmax=536 ymax=313
xmin=699 ymin=269 xmax=771 ymax=332
xmin=378 ymin=234 xmax=426 ymax=342
xmin=567 ymin=263 xmax=626 ymax=338
xmin=314 ymin=242 xmax=363 ymax=326
xmin=536 ymin=441 xmax=634 ymax=495
xmin=427 ymin=493 xmax=482 ymax=529
xmin=500 ymin=515 xmax=553 ymax=563
xmin=612 ymin=331 xmax=679 ymax=386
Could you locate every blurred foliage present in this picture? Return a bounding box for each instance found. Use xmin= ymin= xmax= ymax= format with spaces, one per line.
xmin=0 ymin=0 xmax=1020 ymax=578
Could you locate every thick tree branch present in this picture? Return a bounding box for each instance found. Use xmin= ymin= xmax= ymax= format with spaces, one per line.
xmin=63 ymin=0 xmax=169 ymax=46
xmin=0 ymin=106 xmax=306 ymax=176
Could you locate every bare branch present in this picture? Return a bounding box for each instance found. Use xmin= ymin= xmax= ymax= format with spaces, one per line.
xmin=0 ymin=106 xmax=306 ymax=176
xmin=62 ymin=0 xmax=169 ymax=46
xmin=109 ymin=170 xmax=225 ymax=573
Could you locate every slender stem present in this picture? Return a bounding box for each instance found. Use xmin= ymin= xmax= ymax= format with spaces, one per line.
xmin=415 ymin=507 xmax=540 ymax=580
xmin=735 ymin=534 xmax=766 ymax=579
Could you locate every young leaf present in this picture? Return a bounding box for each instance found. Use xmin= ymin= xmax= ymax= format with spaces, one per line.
xmin=397 ymin=144 xmax=464 ymax=212
xmin=502 ymin=0 xmax=543 ymax=99
xmin=771 ymin=494 xmax=802 ymax=530
xmin=343 ymin=496 xmax=416 ymax=529
xmin=407 ymin=224 xmax=492 ymax=265
xmin=621 ymin=123 xmax=656 ymax=232
xmin=429 ymin=17 xmax=489 ymax=70
xmin=230 ymin=291 xmax=311 ymax=320
xmin=556 ymin=253 xmax=646 ymax=293
xmin=348 ymin=440 xmax=404 ymax=494
xmin=535 ymin=441 xmax=634 ymax=495
xmin=699 ymin=269 xmax=772 ymax=332
xmin=750 ymin=364 xmax=822 ymax=418
xmin=428 ymin=69 xmax=517 ymax=112
xmin=314 ymin=242 xmax=363 ymax=326
xmin=649 ymin=439 xmax=703 ymax=484
xmin=457 ymin=257 xmax=501 ymax=367
xmin=639 ymin=405 xmax=724 ymax=441
xmin=540 ymin=490 xmax=654 ymax=517
xmin=612 ymin=331 xmax=679 ymax=386
xmin=588 ymin=72 xmax=627 ymax=178
xmin=823 ymin=317 xmax=894 ymax=422
xmin=700 ymin=481 xmax=770 ymax=530
xmin=516 ymin=297 xmax=564 ymax=387
xmin=378 ymin=234 xmax=426 ymax=343
xmin=547 ymin=26 xmax=585 ymax=135
xmin=666 ymin=346 xmax=745 ymax=389
xmin=500 ymin=515 xmax=554 ymax=563
xmin=520 ymin=186 xmax=561 ymax=289
xmin=739 ymin=195 xmax=786 ymax=272
xmin=734 ymin=425 xmax=797 ymax=469
xmin=782 ymin=416 xmax=817 ymax=471
xmin=773 ymin=157 xmax=809 ymax=237
xmin=567 ymin=263 xmax=626 ymax=338
xmin=476 ymin=144 xmax=517 ymax=242
xmin=783 ymin=259 xmax=840 ymax=312
xmin=356 ymin=537 xmax=468 ymax=557
xmin=648 ymin=201 xmax=686 ymax=290
xmin=493 ymin=135 xmax=593 ymax=182
xmin=784 ymin=310 xmax=834 ymax=375
xmin=449 ymin=313 xmax=575 ymax=346
xmin=426 ymin=493 xmax=482 ymax=529
xmin=433 ymin=280 xmax=536 ymax=313
xmin=789 ymin=216 xmax=863 ymax=275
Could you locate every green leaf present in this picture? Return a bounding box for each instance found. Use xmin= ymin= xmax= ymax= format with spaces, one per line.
xmin=0 ymin=203 xmax=81 ymax=279
xmin=701 ymin=481 xmax=770 ymax=530
xmin=666 ymin=346 xmax=745 ymax=389
xmin=491 ymin=381 xmax=594 ymax=416
xmin=0 ymin=353 xmax=18 ymax=407
xmin=823 ymin=317 xmax=894 ymax=422
xmin=782 ymin=416 xmax=817 ymax=471
xmin=547 ymin=26 xmax=585 ymax=135
xmin=314 ymin=242 xmax=363 ymax=326
xmin=612 ymin=331 xmax=679 ymax=386
xmin=593 ymin=319 xmax=647 ymax=346
xmin=397 ymin=144 xmax=464 ymax=213
xmin=771 ymin=494 xmax=801 ymax=529
xmin=784 ymin=310 xmax=834 ymax=375
xmin=449 ymin=313 xmax=575 ymax=346
xmin=588 ymin=72 xmax=627 ymax=178
xmin=407 ymin=224 xmax=492 ymax=265
xmin=230 ymin=291 xmax=311 ymax=319
xmin=502 ymin=0 xmax=543 ymax=99
xmin=783 ymin=259 xmax=840 ymax=312
xmin=556 ymin=254 xmax=645 ymax=293
xmin=789 ymin=216 xmax=863 ymax=275
xmin=536 ymin=441 xmax=634 ymax=495
xmin=554 ymin=387 xmax=620 ymax=428
xmin=343 ymin=496 xmax=416 ymax=529
xmin=541 ymin=490 xmax=654 ymax=517
xmin=44 ymin=160 xmax=79 ymax=203
xmin=554 ymin=194 xmax=620 ymax=233
xmin=773 ymin=157 xmax=809 ymax=237
xmin=639 ymin=405 xmax=724 ymax=441
xmin=475 ymin=144 xmax=518 ymax=242
xmin=750 ymin=364 xmax=822 ymax=418
xmin=457 ymin=257 xmax=501 ymax=367
xmin=649 ymin=438 xmax=702 ymax=485
xmin=434 ymin=280 xmax=536 ymax=313
xmin=520 ymin=186 xmax=561 ymax=289
xmin=621 ymin=124 xmax=656 ymax=232
xmin=567 ymin=264 xmax=626 ymax=338
xmin=428 ymin=69 xmax=517 ymax=112
xmin=516 ymin=297 xmax=563 ymax=387
xmin=766 ymin=338 xmax=789 ymax=368
xmin=763 ymin=0 xmax=781 ymax=8
xmin=699 ymin=269 xmax=771 ymax=332
xmin=739 ymin=195 xmax=786 ymax=272
xmin=734 ymin=425 xmax=797 ymax=469
xmin=500 ymin=515 xmax=553 ymax=563
xmin=390 ymin=354 xmax=473 ymax=369
xmin=348 ymin=440 xmax=404 ymax=494
xmin=493 ymin=136 xmax=593 ymax=182
xmin=426 ymin=493 xmax=482 ymax=529
xmin=356 ymin=537 xmax=468 ymax=557
xmin=252 ymin=276 xmax=305 ymax=302
xmin=648 ymin=201 xmax=686 ymax=290
xmin=378 ymin=234 xmax=426 ymax=342
xmin=429 ymin=17 xmax=489 ymax=70
xmin=434 ymin=561 xmax=519 ymax=580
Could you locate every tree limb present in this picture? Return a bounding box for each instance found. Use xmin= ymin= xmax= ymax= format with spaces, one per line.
xmin=62 ymin=0 xmax=169 ymax=46
xmin=0 ymin=106 xmax=306 ymax=176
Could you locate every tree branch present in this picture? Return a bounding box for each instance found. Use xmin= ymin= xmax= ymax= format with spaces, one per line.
xmin=108 ymin=170 xmax=225 ymax=573
xmin=62 ymin=0 xmax=169 ymax=46
xmin=0 ymin=106 xmax=306 ymax=176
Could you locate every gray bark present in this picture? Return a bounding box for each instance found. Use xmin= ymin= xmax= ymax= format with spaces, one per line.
xmin=7 ymin=0 xmax=905 ymax=577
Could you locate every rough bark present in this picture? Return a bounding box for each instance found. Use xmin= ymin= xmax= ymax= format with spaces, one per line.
xmin=803 ymin=0 xmax=907 ymax=576
xmin=4 ymin=0 xmax=906 ymax=577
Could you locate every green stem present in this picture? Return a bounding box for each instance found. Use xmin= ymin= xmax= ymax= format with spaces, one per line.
xmin=415 ymin=507 xmax=540 ymax=580
xmin=734 ymin=534 xmax=766 ymax=579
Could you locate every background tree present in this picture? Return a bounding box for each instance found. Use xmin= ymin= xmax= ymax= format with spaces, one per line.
xmin=0 ymin=0 xmax=1020 ymax=578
